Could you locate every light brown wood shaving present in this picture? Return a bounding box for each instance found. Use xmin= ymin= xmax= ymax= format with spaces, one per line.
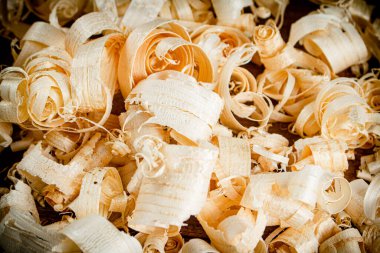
xmin=198 ymin=204 xmax=266 ymax=253
xmin=289 ymin=6 xmax=369 ymax=74
xmin=129 ymin=143 xmax=218 ymax=235
xmin=0 ymin=122 xmax=12 ymax=151
xmin=268 ymin=211 xmax=341 ymax=253
xmin=319 ymin=228 xmax=365 ymax=253
xmin=180 ymin=238 xmax=219 ymax=253
xmin=14 ymin=22 xmax=66 ymax=66
xmin=293 ymin=137 xmax=349 ymax=175
xmin=69 ymin=167 xmax=125 ymax=219
xmin=214 ymin=135 xmax=251 ymax=180
xmin=118 ymin=19 xmax=213 ymax=97
xmin=61 ymin=215 xmax=143 ymax=253
xmin=136 ymin=232 xmax=184 ymax=253
xmin=126 ymin=71 xmax=223 ymax=143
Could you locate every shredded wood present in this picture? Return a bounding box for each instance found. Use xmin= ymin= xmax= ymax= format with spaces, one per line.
xmin=0 ymin=1 xmax=379 ymax=253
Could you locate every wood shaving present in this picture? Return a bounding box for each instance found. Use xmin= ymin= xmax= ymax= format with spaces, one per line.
xmin=128 ymin=142 xmax=218 ymax=235
xmin=61 ymin=215 xmax=142 ymax=253
xmin=180 ymin=238 xmax=219 ymax=253
xmin=268 ymin=211 xmax=340 ymax=253
xmin=289 ymin=6 xmax=369 ymax=74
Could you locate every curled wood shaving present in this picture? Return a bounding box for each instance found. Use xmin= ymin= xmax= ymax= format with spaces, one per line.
xmin=180 ymin=238 xmax=219 ymax=253
xmin=357 ymin=150 xmax=380 ymax=181
xmin=0 ymin=180 xmax=39 ymax=222
xmin=17 ymin=141 xmax=83 ymax=197
xmin=363 ymin=174 xmax=380 ymax=224
xmin=0 ymin=180 xmax=65 ymax=253
xmin=0 ymin=122 xmax=12 ymax=151
xmin=293 ymin=137 xmax=349 ymax=175
xmin=61 ymin=214 xmax=142 ymax=253
xmin=14 ymin=22 xmax=66 ymax=67
xmin=361 ymin=224 xmax=380 ymax=253
xmin=359 ymin=71 xmax=380 ymax=112
xmin=309 ymin=77 xmax=378 ymax=148
xmin=118 ymin=19 xmax=213 ymax=97
xmin=0 ymin=67 xmax=29 ymax=123
xmin=241 ymin=165 xmax=351 ymax=228
xmin=319 ymin=228 xmax=365 ymax=253
xmin=120 ymin=0 xmax=165 ymax=32
xmin=257 ymin=55 xmax=331 ymax=123
xmin=243 ymin=130 xmax=291 ymax=172
xmin=345 ymin=179 xmax=371 ymax=227
xmin=69 ymin=167 xmax=125 ymax=219
xmin=49 ymin=128 xmax=91 ymax=163
xmin=164 ymin=233 xmax=185 ymax=253
xmin=334 ymin=211 xmax=352 ymax=229
xmin=159 ymin=0 xmax=214 ymax=24
xmin=129 ymin=143 xmax=218 ymax=235
xmin=212 ymin=0 xmax=254 ymax=37
xmin=27 ymin=70 xmax=72 ymax=129
xmin=253 ymin=20 xmax=288 ymax=69
xmin=49 ymin=0 xmax=88 ymax=29
xmin=21 ymin=47 xmax=74 ymax=129
xmin=120 ymin=106 xmax=169 ymax=154
xmin=133 ymin=135 xmax=166 ymax=179
xmin=136 ymin=232 xmax=184 ymax=253
xmin=71 ymin=33 xmax=124 ymax=114
xmin=253 ymin=20 xmax=329 ymax=73
xmin=65 ymin=11 xmax=121 ymax=56
xmin=289 ymin=6 xmax=369 ymax=73
xmin=363 ymin=19 xmax=380 ymax=62
xmin=191 ymin=25 xmax=250 ymax=77
xmin=214 ymin=135 xmax=251 ymax=180
xmin=217 ymin=44 xmax=273 ymax=132
xmin=24 ymin=46 xmax=72 ymax=75
xmin=292 ymin=102 xmax=320 ymax=138
xmin=126 ymin=71 xmax=223 ymax=143
xmin=45 ymin=131 xmax=78 ymax=154
xmin=17 ymin=133 xmax=112 ymax=209
xmin=142 ymin=234 xmax=168 ymax=253
xmin=253 ymin=0 xmax=288 ymax=29
xmin=198 ymin=204 xmax=266 ymax=253
xmin=268 ymin=211 xmax=340 ymax=253
xmin=216 ymin=176 xmax=248 ymax=204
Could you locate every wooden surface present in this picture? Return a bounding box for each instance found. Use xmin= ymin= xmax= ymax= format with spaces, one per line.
xmin=0 ymin=0 xmax=379 ymax=244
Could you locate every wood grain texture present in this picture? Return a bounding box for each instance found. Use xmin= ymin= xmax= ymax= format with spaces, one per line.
xmin=0 ymin=0 xmax=378 ymax=244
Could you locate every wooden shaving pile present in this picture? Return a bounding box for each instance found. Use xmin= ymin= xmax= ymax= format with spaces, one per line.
xmin=0 ymin=0 xmax=379 ymax=252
